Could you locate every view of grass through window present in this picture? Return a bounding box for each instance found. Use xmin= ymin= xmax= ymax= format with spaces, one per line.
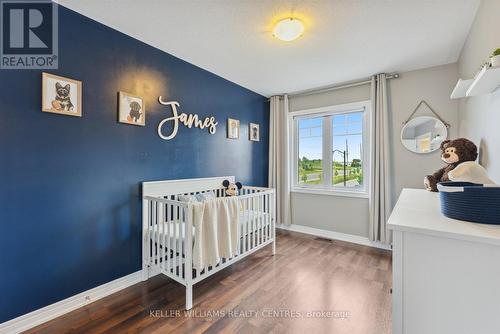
xmin=298 ymin=117 xmax=323 ymax=184
xmin=298 ymin=111 xmax=364 ymax=189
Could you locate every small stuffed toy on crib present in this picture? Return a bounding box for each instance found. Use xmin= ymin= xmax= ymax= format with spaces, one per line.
xmin=222 ymin=180 xmax=242 ymax=196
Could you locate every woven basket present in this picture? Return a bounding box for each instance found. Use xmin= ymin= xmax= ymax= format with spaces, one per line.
xmin=437 ymin=182 xmax=500 ymax=224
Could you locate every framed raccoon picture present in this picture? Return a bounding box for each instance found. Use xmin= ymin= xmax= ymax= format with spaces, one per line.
xmin=118 ymin=91 xmax=145 ymax=126
xmin=42 ymin=73 xmax=82 ymax=117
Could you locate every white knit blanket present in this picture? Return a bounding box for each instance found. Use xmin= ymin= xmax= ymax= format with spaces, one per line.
xmin=192 ymin=197 xmax=239 ymax=270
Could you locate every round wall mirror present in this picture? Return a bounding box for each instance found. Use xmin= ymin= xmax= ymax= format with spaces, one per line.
xmin=401 ymin=116 xmax=448 ymax=154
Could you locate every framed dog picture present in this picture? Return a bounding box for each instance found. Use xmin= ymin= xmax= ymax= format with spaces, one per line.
xmin=227 ymin=118 xmax=240 ymax=139
xmin=42 ymin=73 xmax=82 ymax=117
xmin=249 ymin=123 xmax=260 ymax=142
xmin=118 ymin=91 xmax=145 ymax=126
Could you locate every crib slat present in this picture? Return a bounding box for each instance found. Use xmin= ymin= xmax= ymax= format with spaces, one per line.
xmin=239 ymin=198 xmax=243 ymax=254
xmin=182 ymin=206 xmax=186 ymax=278
xmin=153 ymin=201 xmax=158 ymax=265
xmin=156 ymin=201 xmax=161 ymax=267
xmin=263 ymin=194 xmax=267 ymax=243
xmin=170 ymin=204 xmax=174 ymax=275
xmin=158 ymin=202 xmax=161 ymax=266
xmin=263 ymin=194 xmax=266 ymax=243
xmin=151 ymin=200 xmax=154 ymax=266
xmin=160 ymin=203 xmax=165 ymax=270
xmin=258 ymin=193 xmax=262 ymax=246
xmin=151 ymin=201 xmax=155 ymax=266
xmin=262 ymin=194 xmax=266 ymax=243
xmin=243 ymin=196 xmax=247 ymax=253
xmin=266 ymin=193 xmax=270 ymax=241
xmin=166 ymin=203 xmax=171 ymax=274
xmin=255 ymin=193 xmax=259 ymax=247
xmin=246 ymin=196 xmax=251 ymax=252
xmin=173 ymin=205 xmax=178 ymax=276
xmin=146 ymin=200 xmax=151 ymax=268
xmin=258 ymin=194 xmax=262 ymax=245
xmin=266 ymin=193 xmax=270 ymax=242
xmin=252 ymin=196 xmax=256 ymax=249
xmin=178 ymin=205 xmax=183 ymax=279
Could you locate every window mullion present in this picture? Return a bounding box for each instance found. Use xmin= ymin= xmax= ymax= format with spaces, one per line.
xmin=322 ymin=116 xmax=332 ymax=186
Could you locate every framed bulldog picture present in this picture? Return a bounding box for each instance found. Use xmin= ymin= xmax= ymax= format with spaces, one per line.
xmin=42 ymin=72 xmax=82 ymax=117
xmin=249 ymin=123 xmax=260 ymax=142
xmin=118 ymin=91 xmax=145 ymax=126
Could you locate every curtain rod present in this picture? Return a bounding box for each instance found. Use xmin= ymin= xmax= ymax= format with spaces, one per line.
xmin=269 ymin=73 xmax=399 ymax=100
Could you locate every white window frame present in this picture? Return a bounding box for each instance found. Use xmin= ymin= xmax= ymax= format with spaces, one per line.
xmin=289 ymin=100 xmax=371 ymax=198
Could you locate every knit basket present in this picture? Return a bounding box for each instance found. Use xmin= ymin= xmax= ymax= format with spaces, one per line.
xmin=438 ymin=182 xmax=500 ymax=224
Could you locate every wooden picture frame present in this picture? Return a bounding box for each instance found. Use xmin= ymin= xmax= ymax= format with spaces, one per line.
xmin=227 ymin=118 xmax=240 ymax=139
xmin=42 ymin=72 xmax=82 ymax=117
xmin=249 ymin=123 xmax=260 ymax=141
xmin=118 ymin=91 xmax=145 ymax=126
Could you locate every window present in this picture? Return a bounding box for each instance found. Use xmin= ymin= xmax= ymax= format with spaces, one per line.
xmin=298 ymin=117 xmax=323 ymax=185
xmin=292 ymin=101 xmax=370 ymax=196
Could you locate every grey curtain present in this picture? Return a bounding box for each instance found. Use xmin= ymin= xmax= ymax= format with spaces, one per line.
xmin=369 ymin=74 xmax=392 ymax=244
xmin=269 ymin=95 xmax=291 ymax=225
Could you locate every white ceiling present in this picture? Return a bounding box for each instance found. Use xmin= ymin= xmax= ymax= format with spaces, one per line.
xmin=57 ymin=0 xmax=480 ymax=97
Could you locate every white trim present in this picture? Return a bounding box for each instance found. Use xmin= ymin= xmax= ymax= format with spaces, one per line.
xmin=277 ymin=224 xmax=391 ymax=250
xmin=0 ymin=271 xmax=144 ymax=334
xmin=289 ymin=100 xmax=369 ymax=117
xmin=291 ymin=187 xmax=369 ymax=198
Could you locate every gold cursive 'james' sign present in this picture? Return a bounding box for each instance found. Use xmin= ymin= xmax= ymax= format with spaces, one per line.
xmin=157 ymin=96 xmax=218 ymax=140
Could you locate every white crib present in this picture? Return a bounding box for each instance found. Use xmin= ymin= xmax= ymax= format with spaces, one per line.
xmin=142 ymin=176 xmax=276 ymax=309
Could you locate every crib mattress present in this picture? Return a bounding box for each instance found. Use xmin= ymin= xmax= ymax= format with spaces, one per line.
xmin=146 ymin=210 xmax=271 ymax=246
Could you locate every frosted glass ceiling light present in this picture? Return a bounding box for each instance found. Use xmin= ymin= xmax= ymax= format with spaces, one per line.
xmin=273 ymin=18 xmax=304 ymax=42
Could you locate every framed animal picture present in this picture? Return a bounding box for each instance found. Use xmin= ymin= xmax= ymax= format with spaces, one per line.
xmin=249 ymin=123 xmax=260 ymax=142
xmin=42 ymin=72 xmax=82 ymax=117
xmin=227 ymin=118 xmax=240 ymax=139
xmin=118 ymin=91 xmax=145 ymax=126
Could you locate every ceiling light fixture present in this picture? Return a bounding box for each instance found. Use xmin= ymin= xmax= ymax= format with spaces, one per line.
xmin=273 ymin=18 xmax=304 ymax=42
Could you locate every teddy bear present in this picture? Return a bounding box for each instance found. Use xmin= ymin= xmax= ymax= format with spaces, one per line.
xmin=424 ymin=138 xmax=478 ymax=192
xmin=222 ymin=180 xmax=242 ymax=196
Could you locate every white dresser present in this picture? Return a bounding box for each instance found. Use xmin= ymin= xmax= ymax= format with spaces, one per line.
xmin=388 ymin=189 xmax=500 ymax=334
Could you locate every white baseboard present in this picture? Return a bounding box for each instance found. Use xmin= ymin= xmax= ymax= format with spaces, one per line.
xmin=0 ymin=270 xmax=144 ymax=334
xmin=277 ymin=224 xmax=392 ymax=250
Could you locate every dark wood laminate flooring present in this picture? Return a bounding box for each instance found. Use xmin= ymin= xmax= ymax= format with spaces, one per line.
xmin=25 ymin=230 xmax=392 ymax=334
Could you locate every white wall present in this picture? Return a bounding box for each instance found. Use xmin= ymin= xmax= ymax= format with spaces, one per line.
xmin=289 ymin=64 xmax=458 ymax=237
xmin=457 ymin=0 xmax=500 ymax=183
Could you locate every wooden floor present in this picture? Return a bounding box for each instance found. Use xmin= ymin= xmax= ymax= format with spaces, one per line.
xmin=26 ymin=231 xmax=392 ymax=334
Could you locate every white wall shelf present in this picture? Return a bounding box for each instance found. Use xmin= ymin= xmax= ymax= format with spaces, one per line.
xmin=467 ymin=65 xmax=500 ymax=96
xmin=450 ymin=66 xmax=500 ymax=99
xmin=450 ymin=78 xmax=474 ymax=99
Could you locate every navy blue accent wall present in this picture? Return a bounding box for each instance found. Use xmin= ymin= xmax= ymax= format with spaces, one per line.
xmin=0 ymin=5 xmax=268 ymax=322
